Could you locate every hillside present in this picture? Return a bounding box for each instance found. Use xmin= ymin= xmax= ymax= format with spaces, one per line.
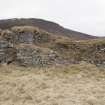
xmin=0 ymin=20 xmax=105 ymax=105
xmin=0 ymin=18 xmax=97 ymax=40
xmin=0 ymin=63 xmax=105 ymax=105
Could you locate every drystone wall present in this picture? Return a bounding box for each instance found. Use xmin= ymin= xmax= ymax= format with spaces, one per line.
xmin=0 ymin=40 xmax=17 ymax=64
xmin=53 ymin=42 xmax=105 ymax=66
xmin=0 ymin=27 xmax=105 ymax=67
xmin=0 ymin=30 xmax=56 ymax=66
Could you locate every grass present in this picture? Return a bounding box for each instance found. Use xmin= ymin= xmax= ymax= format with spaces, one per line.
xmin=0 ymin=62 xmax=103 ymax=78
xmin=11 ymin=26 xmax=50 ymax=35
xmin=0 ymin=63 xmax=105 ymax=105
xmin=79 ymin=38 xmax=105 ymax=45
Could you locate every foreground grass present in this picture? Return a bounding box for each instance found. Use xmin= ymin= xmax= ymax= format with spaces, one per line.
xmin=0 ymin=63 xmax=105 ymax=105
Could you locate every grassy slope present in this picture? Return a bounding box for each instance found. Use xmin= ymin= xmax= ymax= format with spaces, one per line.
xmin=0 ymin=63 xmax=105 ymax=105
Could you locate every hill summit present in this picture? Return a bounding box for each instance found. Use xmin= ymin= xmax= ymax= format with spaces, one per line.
xmin=0 ymin=18 xmax=97 ymax=40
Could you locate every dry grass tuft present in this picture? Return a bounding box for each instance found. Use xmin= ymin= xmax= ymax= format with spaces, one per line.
xmin=0 ymin=63 xmax=105 ymax=105
xmin=11 ymin=26 xmax=50 ymax=35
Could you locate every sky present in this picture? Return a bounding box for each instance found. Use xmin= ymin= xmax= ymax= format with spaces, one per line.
xmin=0 ymin=0 xmax=105 ymax=36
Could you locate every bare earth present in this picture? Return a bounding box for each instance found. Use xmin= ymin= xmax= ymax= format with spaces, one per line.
xmin=0 ymin=63 xmax=105 ymax=105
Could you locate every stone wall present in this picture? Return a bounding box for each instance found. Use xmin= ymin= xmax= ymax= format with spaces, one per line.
xmin=0 ymin=26 xmax=105 ymax=67
xmin=16 ymin=47 xmax=54 ymax=67
xmin=15 ymin=32 xmax=34 ymax=44
xmin=55 ymin=43 xmax=105 ymax=66
xmin=0 ymin=27 xmax=56 ymax=66
xmin=0 ymin=40 xmax=17 ymax=64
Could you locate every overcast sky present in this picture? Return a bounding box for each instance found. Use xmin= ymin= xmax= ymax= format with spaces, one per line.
xmin=0 ymin=0 xmax=105 ymax=36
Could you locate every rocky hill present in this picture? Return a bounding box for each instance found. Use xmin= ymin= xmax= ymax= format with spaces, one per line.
xmin=0 ymin=25 xmax=104 ymax=67
xmin=0 ymin=18 xmax=97 ymax=40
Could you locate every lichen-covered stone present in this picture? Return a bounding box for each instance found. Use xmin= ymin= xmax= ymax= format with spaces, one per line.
xmin=34 ymin=33 xmax=50 ymax=44
xmin=14 ymin=32 xmax=34 ymax=44
xmin=16 ymin=46 xmax=51 ymax=67
xmin=0 ymin=40 xmax=10 ymax=48
xmin=11 ymin=26 xmax=50 ymax=44
xmin=0 ymin=26 xmax=105 ymax=67
xmin=0 ymin=48 xmax=17 ymax=64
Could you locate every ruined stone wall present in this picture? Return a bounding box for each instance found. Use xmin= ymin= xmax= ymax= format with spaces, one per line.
xmin=0 ymin=40 xmax=17 ymax=64
xmin=0 ymin=27 xmax=52 ymax=66
xmin=16 ymin=47 xmax=50 ymax=66
xmin=0 ymin=26 xmax=105 ymax=67
xmin=53 ymin=42 xmax=105 ymax=66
